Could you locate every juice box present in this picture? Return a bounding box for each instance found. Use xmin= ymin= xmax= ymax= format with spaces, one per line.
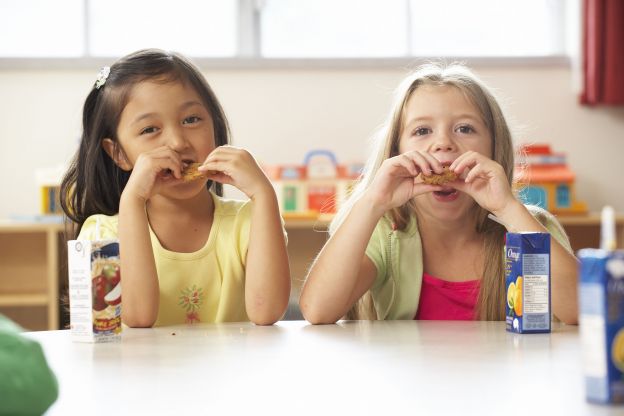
xmin=505 ymin=232 xmax=551 ymax=333
xmin=578 ymin=249 xmax=624 ymax=404
xmin=68 ymin=239 xmax=122 ymax=342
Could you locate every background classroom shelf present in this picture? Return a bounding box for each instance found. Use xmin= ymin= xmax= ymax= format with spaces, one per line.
xmin=284 ymin=213 xmax=624 ymax=316
xmin=0 ymin=214 xmax=622 ymax=329
xmin=0 ymin=221 xmax=64 ymax=330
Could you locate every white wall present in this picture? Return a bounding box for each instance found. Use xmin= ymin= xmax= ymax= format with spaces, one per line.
xmin=1 ymin=64 xmax=622 ymax=218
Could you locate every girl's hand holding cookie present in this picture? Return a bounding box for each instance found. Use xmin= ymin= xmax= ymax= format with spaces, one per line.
xmin=124 ymin=146 xmax=184 ymax=202
xmin=448 ymin=151 xmax=515 ymax=215
xmin=366 ymin=150 xmax=444 ymax=214
xmin=199 ymin=146 xmax=273 ymax=200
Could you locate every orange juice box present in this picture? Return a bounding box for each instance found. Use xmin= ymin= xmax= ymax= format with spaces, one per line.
xmin=68 ymin=239 xmax=122 ymax=342
xmin=505 ymin=232 xmax=551 ymax=333
xmin=578 ymin=249 xmax=624 ymax=403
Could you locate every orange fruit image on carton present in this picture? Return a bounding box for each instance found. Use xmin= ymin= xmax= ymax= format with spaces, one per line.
xmin=514 ymin=276 xmax=523 ymax=316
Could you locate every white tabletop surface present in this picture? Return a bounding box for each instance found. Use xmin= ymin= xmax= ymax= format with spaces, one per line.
xmin=26 ymin=320 xmax=624 ymax=415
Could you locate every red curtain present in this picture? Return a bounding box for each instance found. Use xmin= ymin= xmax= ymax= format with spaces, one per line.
xmin=581 ymin=0 xmax=624 ymax=105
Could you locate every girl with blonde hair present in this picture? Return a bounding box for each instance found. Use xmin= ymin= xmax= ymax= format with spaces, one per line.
xmin=300 ymin=63 xmax=578 ymax=324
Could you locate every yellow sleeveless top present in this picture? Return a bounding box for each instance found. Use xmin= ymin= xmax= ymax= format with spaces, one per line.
xmin=78 ymin=193 xmax=251 ymax=326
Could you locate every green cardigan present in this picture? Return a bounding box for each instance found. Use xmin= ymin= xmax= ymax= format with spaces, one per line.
xmin=365 ymin=206 xmax=573 ymax=320
xmin=0 ymin=315 xmax=58 ymax=415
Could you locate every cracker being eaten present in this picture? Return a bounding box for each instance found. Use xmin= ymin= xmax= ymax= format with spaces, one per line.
xmin=181 ymin=163 xmax=207 ymax=181
xmin=421 ymin=166 xmax=458 ymax=185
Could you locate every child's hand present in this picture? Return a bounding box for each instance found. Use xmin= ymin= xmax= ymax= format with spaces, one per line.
xmin=199 ymin=146 xmax=273 ymax=200
xmin=449 ymin=151 xmax=515 ymax=215
xmin=123 ymin=146 xmax=183 ymax=201
xmin=365 ymin=150 xmax=444 ymax=213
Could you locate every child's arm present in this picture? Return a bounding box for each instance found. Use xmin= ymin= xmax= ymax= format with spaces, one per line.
xmin=200 ymin=146 xmax=290 ymax=325
xmin=299 ymin=194 xmax=383 ymax=324
xmin=117 ymin=146 xmax=186 ymax=327
xmin=450 ymin=152 xmax=579 ymax=324
xmin=118 ymin=194 xmax=160 ymax=327
xmin=246 ymin=187 xmax=291 ymax=325
xmin=493 ymin=202 xmax=579 ymax=324
xmin=301 ymin=151 xmax=444 ymax=324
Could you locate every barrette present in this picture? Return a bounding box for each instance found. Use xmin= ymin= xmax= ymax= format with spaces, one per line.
xmin=94 ymin=66 xmax=110 ymax=90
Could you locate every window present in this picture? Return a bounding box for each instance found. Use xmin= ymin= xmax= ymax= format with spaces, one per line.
xmin=261 ymin=0 xmax=566 ymax=58
xmin=88 ymin=0 xmax=238 ymax=57
xmin=0 ymin=0 xmax=570 ymax=61
xmin=408 ymin=0 xmax=564 ymax=57
xmin=0 ymin=0 xmax=84 ymax=57
xmin=0 ymin=0 xmax=238 ymax=58
xmin=260 ymin=0 xmax=408 ymax=58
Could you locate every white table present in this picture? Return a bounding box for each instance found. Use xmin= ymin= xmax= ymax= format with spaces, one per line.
xmin=26 ymin=320 xmax=623 ymax=415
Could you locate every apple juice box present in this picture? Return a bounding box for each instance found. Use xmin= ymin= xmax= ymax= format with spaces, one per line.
xmin=68 ymin=239 xmax=122 ymax=342
xmin=578 ymin=249 xmax=624 ymax=404
xmin=505 ymin=232 xmax=551 ymax=334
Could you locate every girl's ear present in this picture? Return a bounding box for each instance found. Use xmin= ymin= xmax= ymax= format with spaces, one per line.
xmin=101 ymin=138 xmax=132 ymax=171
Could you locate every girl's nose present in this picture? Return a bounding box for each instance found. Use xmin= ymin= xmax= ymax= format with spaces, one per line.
xmin=432 ymin=132 xmax=455 ymax=152
xmin=165 ymin=128 xmax=189 ymax=151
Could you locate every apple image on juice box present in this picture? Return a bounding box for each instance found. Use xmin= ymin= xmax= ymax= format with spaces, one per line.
xmin=68 ymin=239 xmax=122 ymax=342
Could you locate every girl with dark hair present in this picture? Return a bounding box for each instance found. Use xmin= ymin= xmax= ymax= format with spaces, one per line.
xmin=61 ymin=49 xmax=290 ymax=327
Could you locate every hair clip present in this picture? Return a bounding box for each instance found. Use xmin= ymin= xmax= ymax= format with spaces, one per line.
xmin=94 ymin=66 xmax=110 ymax=90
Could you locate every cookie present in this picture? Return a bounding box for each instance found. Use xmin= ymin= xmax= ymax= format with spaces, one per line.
xmin=421 ymin=166 xmax=458 ymax=185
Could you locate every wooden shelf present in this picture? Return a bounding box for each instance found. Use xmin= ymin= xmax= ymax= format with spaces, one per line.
xmin=284 ymin=214 xmax=332 ymax=229
xmin=285 ymin=212 xmax=624 ymax=230
xmin=0 ymin=220 xmax=65 ymax=330
xmin=556 ymin=213 xmax=624 ymax=226
xmin=0 ymin=220 xmax=64 ymax=232
xmin=556 ymin=213 xmax=624 ymax=252
xmin=0 ymin=294 xmax=48 ymax=307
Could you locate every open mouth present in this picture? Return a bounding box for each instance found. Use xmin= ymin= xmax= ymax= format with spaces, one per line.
xmin=433 ymin=187 xmax=457 ymax=197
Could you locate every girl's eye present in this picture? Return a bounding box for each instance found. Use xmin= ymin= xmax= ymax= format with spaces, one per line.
xmin=183 ymin=116 xmax=201 ymax=125
xmin=413 ymin=127 xmax=431 ymax=136
xmin=140 ymin=126 xmax=158 ymax=135
xmin=457 ymin=125 xmax=475 ymax=134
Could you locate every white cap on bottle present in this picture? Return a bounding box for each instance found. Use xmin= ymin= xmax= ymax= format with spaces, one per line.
xmin=600 ymin=205 xmax=616 ymax=251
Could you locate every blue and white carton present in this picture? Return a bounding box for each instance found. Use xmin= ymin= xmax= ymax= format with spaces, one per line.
xmin=578 ymin=249 xmax=624 ymax=404
xmin=505 ymin=232 xmax=551 ymax=333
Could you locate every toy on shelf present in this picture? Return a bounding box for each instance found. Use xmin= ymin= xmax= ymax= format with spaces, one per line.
xmin=268 ymin=150 xmax=363 ymax=219
xmin=35 ymin=166 xmax=65 ymax=216
xmin=514 ymin=144 xmax=587 ymax=215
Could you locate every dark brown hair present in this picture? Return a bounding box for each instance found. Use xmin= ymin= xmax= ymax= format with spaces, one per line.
xmin=60 ymin=49 xmax=230 ymax=237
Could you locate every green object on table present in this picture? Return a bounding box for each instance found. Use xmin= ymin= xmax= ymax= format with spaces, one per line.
xmin=0 ymin=314 xmax=58 ymax=415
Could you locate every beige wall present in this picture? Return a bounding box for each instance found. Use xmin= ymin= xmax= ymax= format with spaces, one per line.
xmin=1 ymin=64 xmax=622 ymax=218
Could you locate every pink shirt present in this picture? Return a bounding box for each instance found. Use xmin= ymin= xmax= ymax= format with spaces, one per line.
xmin=414 ymin=273 xmax=480 ymax=320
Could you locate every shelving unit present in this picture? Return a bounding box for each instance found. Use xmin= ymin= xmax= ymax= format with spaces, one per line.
xmin=286 ymin=213 xmax=624 ymax=250
xmin=0 ymin=213 xmax=621 ymax=329
xmin=556 ymin=213 xmax=624 ymax=252
xmin=284 ymin=213 xmax=624 ymax=301
xmin=0 ymin=221 xmax=65 ymax=330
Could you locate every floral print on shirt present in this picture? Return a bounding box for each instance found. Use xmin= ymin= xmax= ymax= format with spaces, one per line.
xmin=178 ymin=285 xmax=204 ymax=324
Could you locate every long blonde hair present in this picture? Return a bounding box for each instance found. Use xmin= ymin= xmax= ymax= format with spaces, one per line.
xmin=333 ymin=63 xmax=514 ymax=321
